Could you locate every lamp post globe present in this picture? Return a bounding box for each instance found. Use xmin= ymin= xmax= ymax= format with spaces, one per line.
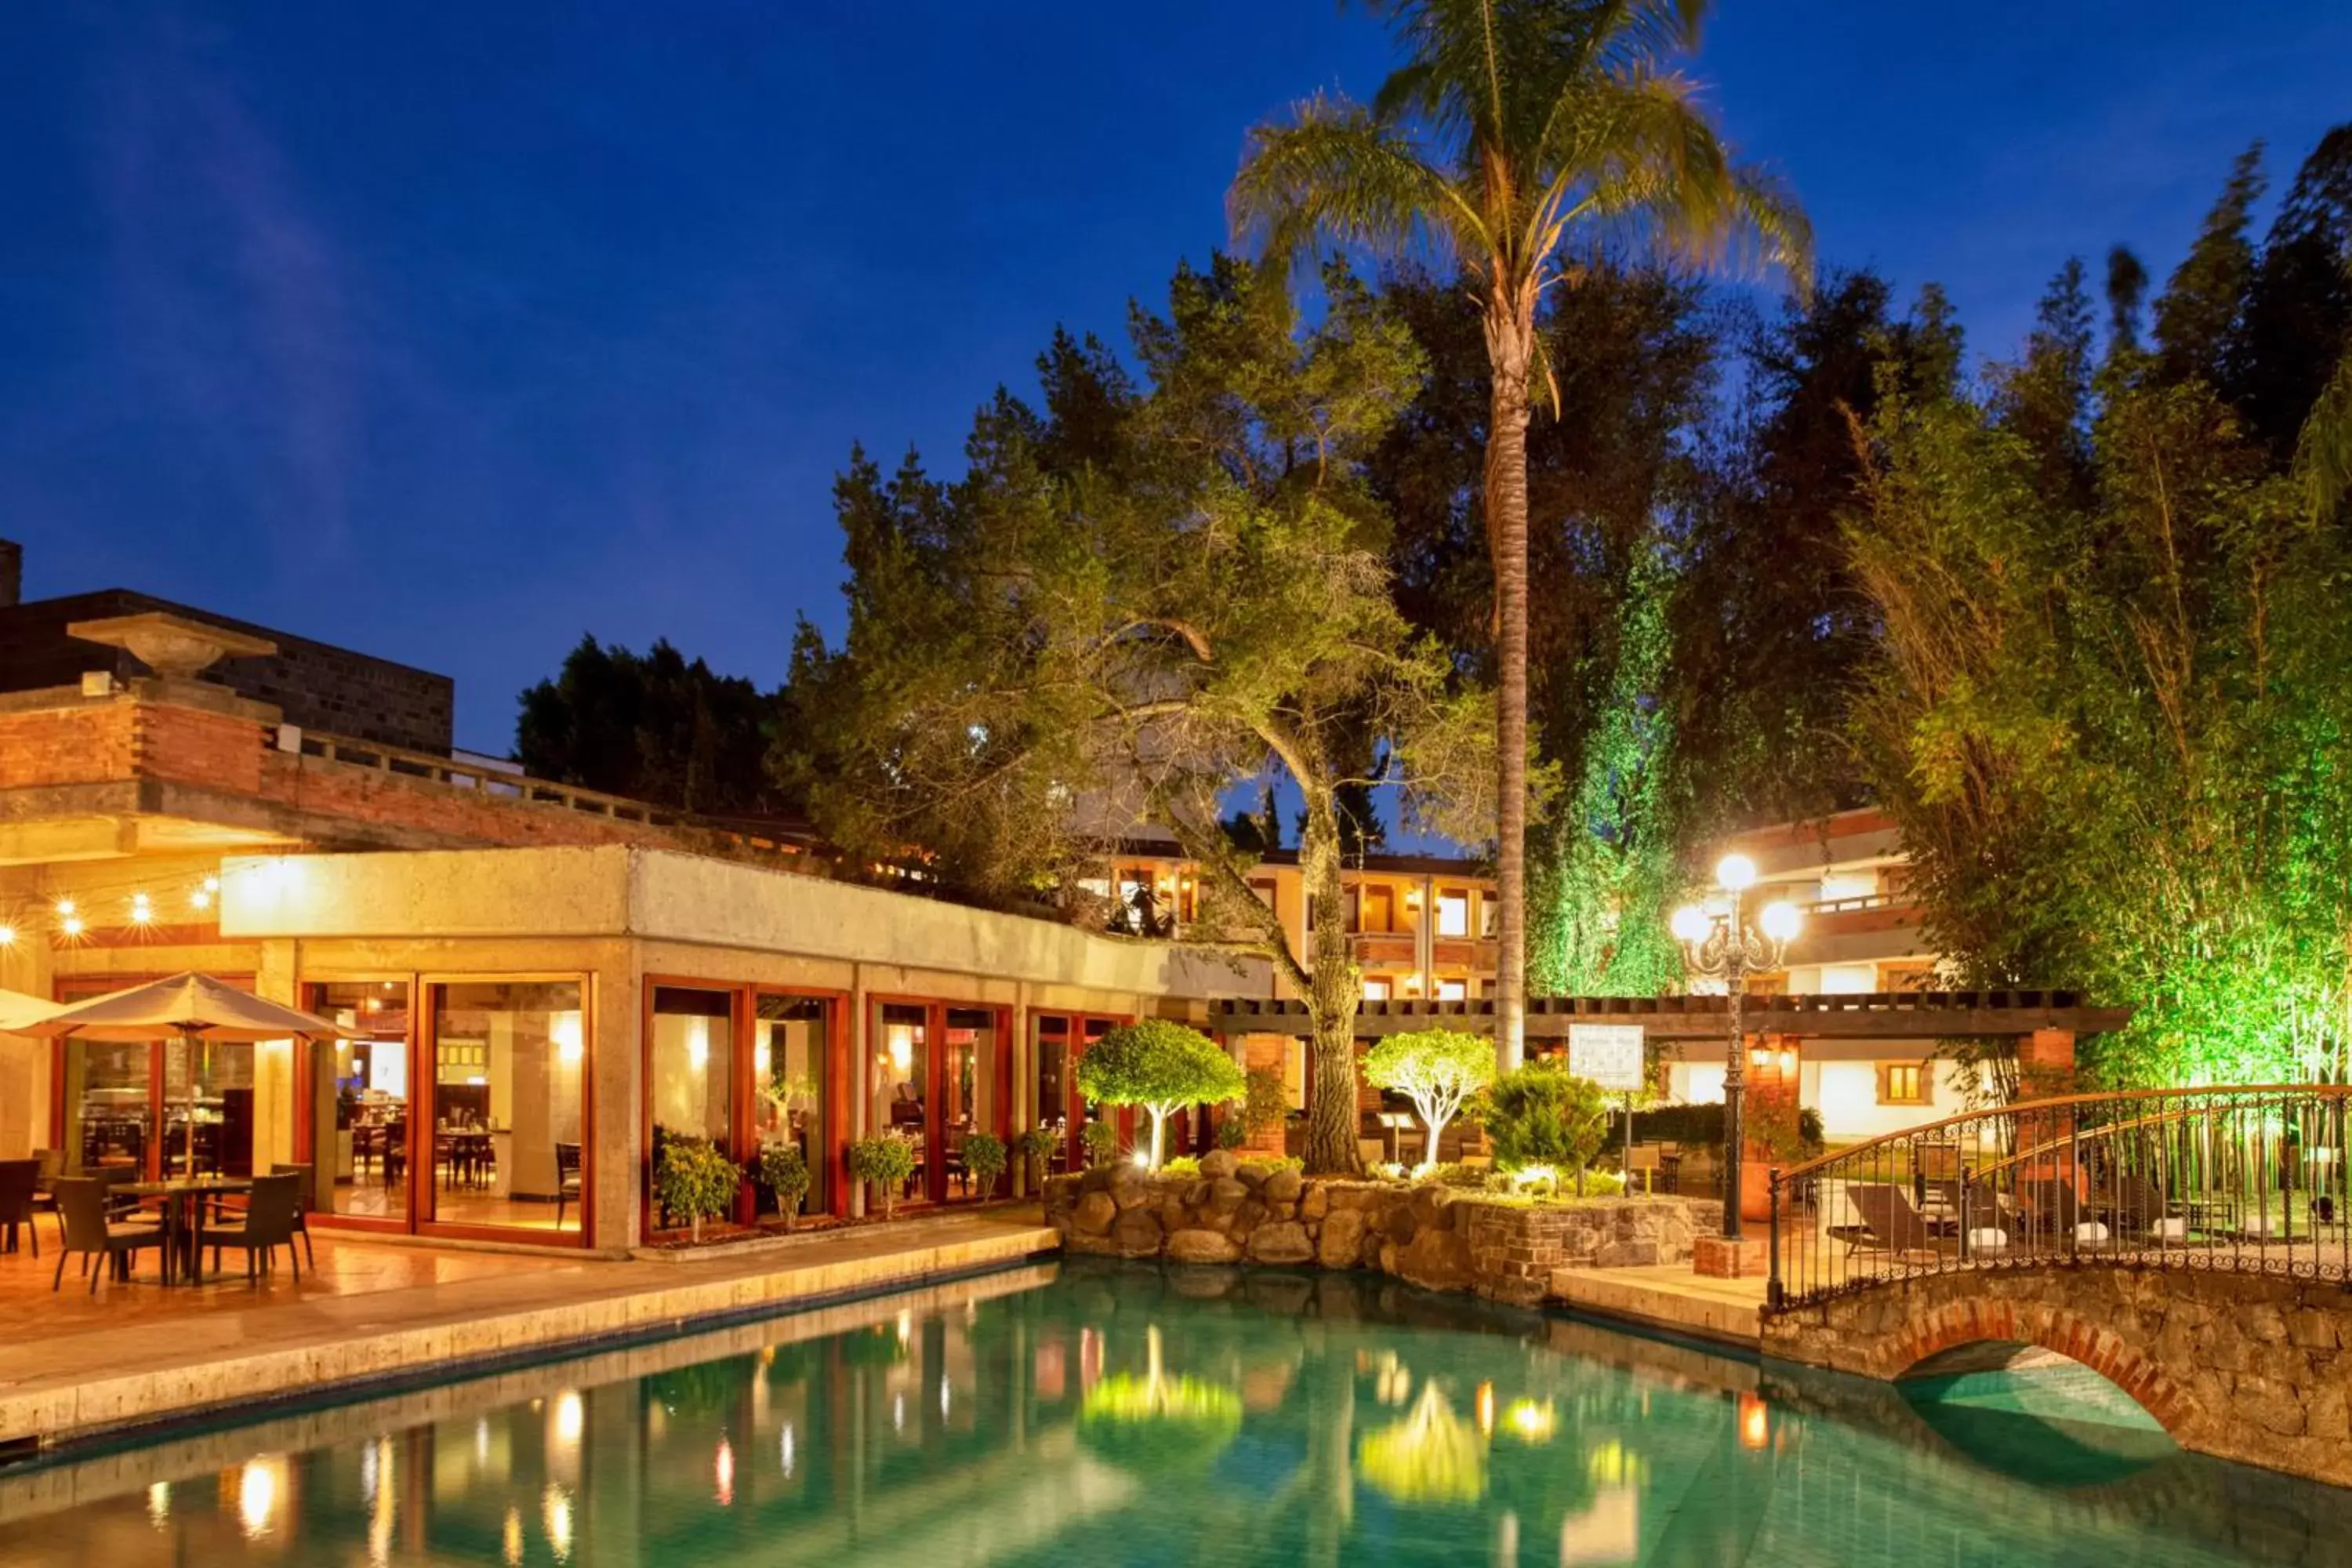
xmin=1673 ymin=862 xmax=1799 ymax=1241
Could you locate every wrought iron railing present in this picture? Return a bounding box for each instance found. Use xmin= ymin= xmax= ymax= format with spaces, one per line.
xmin=1766 ymin=1085 xmax=2352 ymax=1311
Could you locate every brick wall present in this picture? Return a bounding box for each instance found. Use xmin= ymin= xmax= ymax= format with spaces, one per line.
xmin=0 ymin=704 xmax=136 ymax=789
xmin=0 ymin=589 xmax=455 ymax=754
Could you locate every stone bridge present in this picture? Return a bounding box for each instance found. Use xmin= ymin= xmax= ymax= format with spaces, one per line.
xmin=1762 ymin=1263 xmax=2352 ymax=1486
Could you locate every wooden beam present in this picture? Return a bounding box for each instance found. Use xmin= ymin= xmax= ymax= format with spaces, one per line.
xmin=1210 ymin=993 xmax=2134 ymax=1040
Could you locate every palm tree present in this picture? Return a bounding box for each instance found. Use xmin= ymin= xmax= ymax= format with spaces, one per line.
xmin=1232 ymin=0 xmax=1809 ymax=1069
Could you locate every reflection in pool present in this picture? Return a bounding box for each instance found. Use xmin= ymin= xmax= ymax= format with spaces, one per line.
xmin=1 ymin=1258 xmax=2348 ymax=1565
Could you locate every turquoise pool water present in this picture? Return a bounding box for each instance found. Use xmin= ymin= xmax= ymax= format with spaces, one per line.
xmin=1 ymin=1258 xmax=2347 ymax=1566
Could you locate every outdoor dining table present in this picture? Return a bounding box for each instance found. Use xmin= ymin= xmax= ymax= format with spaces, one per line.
xmin=115 ymin=1176 xmax=253 ymax=1286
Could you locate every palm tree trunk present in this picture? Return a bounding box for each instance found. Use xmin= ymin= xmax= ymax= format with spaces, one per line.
xmin=1484 ymin=309 xmax=1534 ymax=1074
xmin=1300 ymin=786 xmax=1365 ymax=1174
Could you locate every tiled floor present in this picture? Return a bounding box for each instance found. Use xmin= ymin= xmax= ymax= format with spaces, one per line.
xmin=0 ymin=1226 xmax=576 ymax=1344
xmin=0 ymin=1207 xmax=1059 ymax=1448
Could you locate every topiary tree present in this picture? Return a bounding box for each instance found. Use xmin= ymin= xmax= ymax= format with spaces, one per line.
xmin=1474 ymin=1062 xmax=1610 ymax=1180
xmin=1013 ymin=1126 xmax=1062 ymax=1193
xmin=848 ymin=1136 xmax=917 ymax=1221
xmin=757 ymin=1138 xmax=811 ymax=1231
xmin=963 ymin=1131 xmax=1007 ymax=1198
xmin=1362 ymin=1029 xmax=1496 ymax=1174
xmin=656 ymin=1136 xmax=742 ymax=1243
xmin=1076 ymin=1020 xmax=1248 ymax=1170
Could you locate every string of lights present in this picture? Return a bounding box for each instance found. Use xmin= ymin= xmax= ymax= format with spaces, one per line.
xmin=0 ymin=860 xmax=245 ymax=948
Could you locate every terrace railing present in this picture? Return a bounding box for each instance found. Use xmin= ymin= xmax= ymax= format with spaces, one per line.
xmin=1766 ymin=1084 xmax=2352 ymax=1311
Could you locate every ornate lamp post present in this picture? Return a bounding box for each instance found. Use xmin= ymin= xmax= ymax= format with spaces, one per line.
xmin=1671 ymin=854 xmax=1802 ymax=1241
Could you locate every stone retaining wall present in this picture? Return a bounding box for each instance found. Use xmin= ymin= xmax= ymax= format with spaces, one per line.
xmin=1043 ymin=1152 xmax=1711 ymax=1308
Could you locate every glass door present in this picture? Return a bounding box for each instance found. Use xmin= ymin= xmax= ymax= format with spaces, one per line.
xmin=423 ymin=980 xmax=586 ymax=1239
xmin=163 ymin=1036 xmax=256 ymax=1178
xmin=304 ymin=980 xmax=414 ymax=1225
xmin=755 ymin=993 xmax=834 ymax=1218
xmin=940 ymin=1008 xmax=1000 ymax=1202
xmin=648 ymin=985 xmax=737 ymax=1233
xmin=1032 ymin=1015 xmax=1072 ymax=1174
xmin=61 ymin=1040 xmax=154 ymax=1176
xmin=869 ymin=1003 xmax=929 ymax=1207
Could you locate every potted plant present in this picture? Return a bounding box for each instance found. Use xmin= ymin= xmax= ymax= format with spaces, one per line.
xmin=655 ymin=1136 xmax=742 ymax=1243
xmin=1013 ymin=1127 xmax=1061 ymax=1194
xmin=848 ymin=1136 xmax=917 ymax=1221
xmin=963 ymin=1131 xmax=1007 ymax=1199
xmin=757 ymin=1138 xmax=811 ymax=1231
xmin=1074 ymin=1019 xmax=1247 ymax=1171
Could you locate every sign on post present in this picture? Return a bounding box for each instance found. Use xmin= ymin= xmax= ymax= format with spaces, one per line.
xmin=1567 ymin=1024 xmax=1646 ymax=1092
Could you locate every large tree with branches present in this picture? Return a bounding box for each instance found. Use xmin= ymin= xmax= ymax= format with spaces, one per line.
xmin=1232 ymin=0 xmax=1808 ymax=1069
xmin=786 ymin=257 xmax=1487 ymax=1174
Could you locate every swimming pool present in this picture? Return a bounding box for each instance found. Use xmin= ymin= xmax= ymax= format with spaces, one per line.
xmin=1 ymin=1258 xmax=2346 ymax=1565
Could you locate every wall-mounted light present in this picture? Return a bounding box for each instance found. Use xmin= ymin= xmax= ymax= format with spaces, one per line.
xmin=0 ymin=924 xmax=13 ymax=947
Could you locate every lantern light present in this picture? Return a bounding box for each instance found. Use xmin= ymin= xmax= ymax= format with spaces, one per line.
xmin=1759 ymin=901 xmax=1801 ymax=942
xmin=1670 ymin=906 xmax=1709 ymax=943
xmin=1715 ymin=854 xmax=1757 ymax=892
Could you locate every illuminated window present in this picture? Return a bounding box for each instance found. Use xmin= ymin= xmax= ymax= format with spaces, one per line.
xmin=1362 ymin=977 xmax=1392 ymax=1001
xmin=1436 ymin=890 xmax=1469 ymax=938
xmin=1436 ymin=978 xmax=1467 ymax=1001
xmin=1359 ymin=885 xmax=1396 ymax=934
xmin=1479 ymin=899 xmax=1497 ymax=938
xmin=1878 ymin=1062 xmax=1929 ymax=1105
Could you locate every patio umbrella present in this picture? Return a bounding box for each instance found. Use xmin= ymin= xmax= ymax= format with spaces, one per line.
xmin=0 ymin=986 xmax=58 ymax=1033
xmin=26 ymin=973 xmax=343 ymax=1179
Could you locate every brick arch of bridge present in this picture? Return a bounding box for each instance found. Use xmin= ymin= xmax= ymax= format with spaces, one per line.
xmin=1764 ymin=1269 xmax=2215 ymax=1448
xmin=1875 ymin=1293 xmax=2203 ymax=1439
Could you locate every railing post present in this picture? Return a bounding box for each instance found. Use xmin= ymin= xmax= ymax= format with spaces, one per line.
xmin=1766 ymin=1167 xmax=1783 ymax=1311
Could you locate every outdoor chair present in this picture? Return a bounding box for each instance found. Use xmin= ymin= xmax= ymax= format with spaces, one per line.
xmin=270 ymin=1163 xmax=319 ymax=1269
xmin=554 ymin=1142 xmax=583 ymax=1230
xmin=1955 ymin=1183 xmax=2023 ymax=1254
xmin=2109 ymin=1171 xmax=2187 ymax=1243
xmin=30 ymin=1149 xmax=61 ymax=1234
xmin=205 ymin=1172 xmax=303 ymax=1284
xmin=1845 ymin=1181 xmax=1959 ymax=1263
xmin=50 ymin=1176 xmax=163 ymax=1294
xmin=0 ymin=1160 xmax=42 ymax=1257
xmin=382 ymin=1119 xmax=408 ymax=1189
xmin=2026 ymin=1180 xmax=2115 ymax=1251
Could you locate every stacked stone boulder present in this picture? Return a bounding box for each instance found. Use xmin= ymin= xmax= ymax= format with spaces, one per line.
xmin=1045 ymin=1151 xmax=1704 ymax=1308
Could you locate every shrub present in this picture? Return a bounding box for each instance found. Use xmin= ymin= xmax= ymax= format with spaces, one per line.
xmin=1013 ymin=1127 xmax=1062 ymax=1189
xmin=1475 ymin=1063 xmax=1610 ymax=1176
xmin=1162 ymin=1154 xmax=1201 ymax=1177
xmin=1076 ymin=1020 xmax=1248 ymax=1170
xmin=655 ymin=1137 xmax=741 ymax=1241
xmin=756 ymin=1138 xmax=811 ymax=1229
xmin=1214 ymin=1116 xmax=1250 ymax=1150
xmin=1081 ymin=1118 xmax=1119 ymax=1167
xmin=963 ymin=1131 xmax=1007 ymax=1197
xmin=1362 ymin=1029 xmax=1495 ymax=1171
xmin=848 ymin=1137 xmax=917 ymax=1221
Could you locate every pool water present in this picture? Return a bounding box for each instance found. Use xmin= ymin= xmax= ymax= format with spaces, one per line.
xmin=2 ymin=1258 xmax=2347 ymax=1566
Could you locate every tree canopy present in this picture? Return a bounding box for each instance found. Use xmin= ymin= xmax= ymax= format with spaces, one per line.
xmin=1076 ymin=1020 xmax=1250 ymax=1168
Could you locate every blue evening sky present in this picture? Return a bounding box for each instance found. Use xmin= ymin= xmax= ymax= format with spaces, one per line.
xmin=2 ymin=2 xmax=2346 ymax=752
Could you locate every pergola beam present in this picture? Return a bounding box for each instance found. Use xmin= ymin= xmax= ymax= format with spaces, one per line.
xmin=1211 ymin=992 xmax=2132 ymax=1040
